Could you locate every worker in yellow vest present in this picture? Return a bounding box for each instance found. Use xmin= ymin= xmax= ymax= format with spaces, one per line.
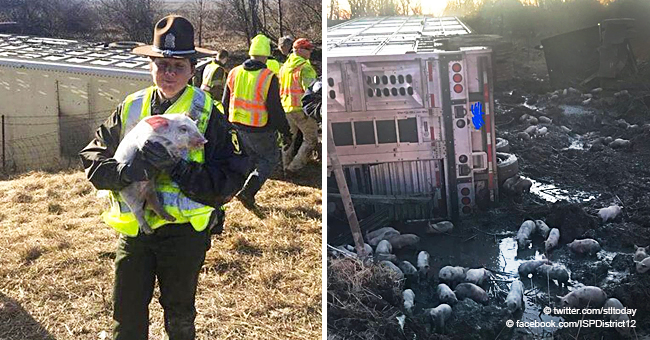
xmin=278 ymin=35 xmax=294 ymax=63
xmin=279 ymin=38 xmax=318 ymax=172
xmin=223 ymin=34 xmax=291 ymax=210
xmin=79 ymin=16 xmax=249 ymax=339
xmin=201 ymin=49 xmax=229 ymax=102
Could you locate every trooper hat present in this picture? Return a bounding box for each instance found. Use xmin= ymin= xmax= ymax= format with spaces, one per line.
xmin=132 ymin=15 xmax=215 ymax=59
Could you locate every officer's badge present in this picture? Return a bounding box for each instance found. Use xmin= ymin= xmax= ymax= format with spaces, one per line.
xmin=165 ymin=34 xmax=175 ymax=49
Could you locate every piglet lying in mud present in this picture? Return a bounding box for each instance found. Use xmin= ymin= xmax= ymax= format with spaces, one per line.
xmin=505 ymin=280 xmax=525 ymax=314
xmin=567 ymin=238 xmax=601 ymax=256
xmin=439 ymin=266 xmax=467 ymax=288
xmin=388 ymin=234 xmax=420 ymax=250
xmin=424 ymin=304 xmax=452 ymax=333
xmin=558 ymin=286 xmax=607 ymax=309
xmin=376 ymin=240 xmax=392 ymax=255
xmin=399 ymin=260 xmax=418 ymax=278
xmin=375 ymin=240 xmax=396 ymax=262
xmin=114 ymin=114 xmax=207 ymax=235
xmin=454 ymin=282 xmax=489 ymax=305
xmin=367 ymin=227 xmax=400 ymax=246
xmin=598 ymin=205 xmax=622 ymax=222
xmin=464 ymin=268 xmax=491 ymax=288
xmin=437 ymin=283 xmax=458 ymax=305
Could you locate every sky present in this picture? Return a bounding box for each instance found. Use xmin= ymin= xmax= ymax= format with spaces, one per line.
xmin=329 ymin=0 xmax=451 ymax=17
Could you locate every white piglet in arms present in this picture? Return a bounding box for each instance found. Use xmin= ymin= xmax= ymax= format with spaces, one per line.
xmin=113 ymin=114 xmax=207 ymax=235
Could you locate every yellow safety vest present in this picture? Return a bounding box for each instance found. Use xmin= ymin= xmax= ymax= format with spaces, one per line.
xmin=226 ymin=65 xmax=274 ymax=127
xmin=202 ymin=61 xmax=226 ymax=88
xmin=279 ymin=54 xmax=316 ymax=113
xmin=103 ymin=85 xmax=215 ymax=237
xmin=266 ymin=59 xmax=281 ymax=75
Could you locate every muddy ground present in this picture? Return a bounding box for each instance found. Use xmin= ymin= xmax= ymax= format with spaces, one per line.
xmin=328 ymin=46 xmax=650 ymax=339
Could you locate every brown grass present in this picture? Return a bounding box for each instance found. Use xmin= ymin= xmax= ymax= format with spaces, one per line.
xmin=0 ymin=167 xmax=322 ymax=339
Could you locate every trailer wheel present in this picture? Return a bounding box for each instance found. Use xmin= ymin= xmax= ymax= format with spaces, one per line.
xmin=496 ymin=137 xmax=511 ymax=153
xmin=496 ymin=152 xmax=519 ymax=184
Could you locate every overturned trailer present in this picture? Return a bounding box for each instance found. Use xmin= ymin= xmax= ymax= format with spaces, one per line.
xmin=327 ymin=16 xmax=498 ymax=221
xmin=0 ymin=34 xmax=211 ymax=172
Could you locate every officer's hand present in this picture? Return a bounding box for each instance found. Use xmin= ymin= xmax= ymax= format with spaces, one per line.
xmin=119 ymin=150 xmax=158 ymax=184
xmin=141 ymin=140 xmax=179 ymax=172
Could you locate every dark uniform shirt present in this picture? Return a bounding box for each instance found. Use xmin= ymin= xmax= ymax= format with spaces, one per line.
xmin=79 ymin=86 xmax=250 ymax=208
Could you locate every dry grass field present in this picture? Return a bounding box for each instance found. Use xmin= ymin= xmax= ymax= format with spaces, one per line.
xmin=0 ymin=165 xmax=322 ymax=339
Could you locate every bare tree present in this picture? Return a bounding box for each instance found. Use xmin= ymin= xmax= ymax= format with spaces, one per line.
xmin=195 ymin=0 xmax=206 ymax=45
xmin=328 ymin=0 xmax=340 ymax=20
xmin=411 ymin=0 xmax=422 ymax=15
xmin=0 ymin=0 xmax=98 ymax=37
xmin=399 ymin=0 xmax=411 ymax=15
xmin=96 ymin=0 xmax=159 ymax=42
xmin=207 ymin=0 xmax=320 ymax=51
xmin=348 ymin=0 xmax=373 ymax=17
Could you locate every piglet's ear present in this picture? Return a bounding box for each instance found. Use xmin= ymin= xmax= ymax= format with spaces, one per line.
xmin=145 ymin=115 xmax=169 ymax=131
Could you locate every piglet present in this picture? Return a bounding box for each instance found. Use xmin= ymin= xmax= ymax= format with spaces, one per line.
xmin=598 ymin=205 xmax=622 ymax=222
xmin=567 ymin=238 xmax=601 ymax=256
xmin=634 ymin=245 xmax=649 ymax=262
xmin=417 ymin=251 xmax=430 ymax=280
xmin=505 ymin=280 xmax=525 ymax=313
xmin=403 ymin=289 xmax=415 ymax=315
xmin=558 ymin=286 xmax=607 ymax=309
xmin=114 ymin=114 xmax=207 ymax=235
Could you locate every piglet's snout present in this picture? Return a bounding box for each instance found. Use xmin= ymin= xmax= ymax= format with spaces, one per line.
xmin=191 ymin=134 xmax=207 ymax=148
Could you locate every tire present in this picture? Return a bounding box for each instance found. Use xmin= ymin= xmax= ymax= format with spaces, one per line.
xmin=496 ymin=152 xmax=519 ymax=184
xmin=495 ymin=137 xmax=511 ymax=153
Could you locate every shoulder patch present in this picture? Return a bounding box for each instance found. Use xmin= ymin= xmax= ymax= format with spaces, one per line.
xmin=230 ymin=130 xmax=241 ymax=155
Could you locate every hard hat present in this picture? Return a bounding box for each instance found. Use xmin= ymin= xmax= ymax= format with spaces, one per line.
xmin=249 ymin=34 xmax=271 ymax=57
xmin=293 ymin=38 xmax=314 ymax=51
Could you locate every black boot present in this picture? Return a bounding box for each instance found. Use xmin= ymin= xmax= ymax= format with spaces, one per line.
xmin=237 ymin=175 xmax=263 ymax=210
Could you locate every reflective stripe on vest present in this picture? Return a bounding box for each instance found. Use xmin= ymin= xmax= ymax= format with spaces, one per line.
xmin=202 ymin=61 xmax=225 ymax=88
xmin=103 ymin=85 xmax=215 ymax=237
xmin=279 ymin=64 xmax=305 ymax=113
xmin=226 ymin=66 xmax=273 ymax=127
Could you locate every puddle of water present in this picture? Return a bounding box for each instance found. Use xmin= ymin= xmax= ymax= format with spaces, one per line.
xmin=564 ymin=138 xmax=586 ymax=150
xmin=392 ymin=225 xmax=566 ymax=337
xmin=559 ymin=104 xmax=594 ymax=116
xmin=523 ymin=176 xmax=597 ymax=203
xmin=499 ymin=238 xmax=566 ymax=337
xmin=522 ymin=102 xmax=539 ymax=111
